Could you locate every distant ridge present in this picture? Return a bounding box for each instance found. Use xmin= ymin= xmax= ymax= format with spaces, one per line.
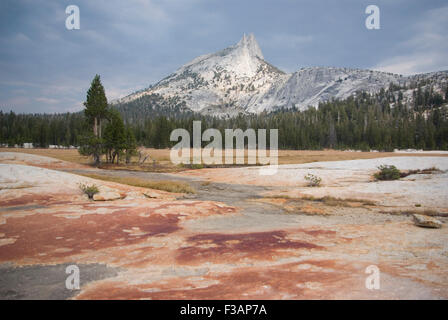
xmin=115 ymin=34 xmax=448 ymax=117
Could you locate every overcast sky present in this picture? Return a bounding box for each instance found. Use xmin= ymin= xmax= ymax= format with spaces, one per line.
xmin=1 ymin=0 xmax=447 ymax=114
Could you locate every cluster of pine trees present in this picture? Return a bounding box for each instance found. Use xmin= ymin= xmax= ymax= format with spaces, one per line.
xmin=0 ymin=111 xmax=85 ymax=147
xmin=78 ymin=75 xmax=137 ymax=164
xmin=1 ymin=79 xmax=447 ymax=152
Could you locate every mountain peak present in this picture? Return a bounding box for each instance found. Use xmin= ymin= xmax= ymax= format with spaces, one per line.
xmin=236 ymin=33 xmax=264 ymax=60
xmin=118 ymin=33 xmax=442 ymax=117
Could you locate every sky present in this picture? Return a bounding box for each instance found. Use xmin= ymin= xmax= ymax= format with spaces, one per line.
xmin=1 ymin=0 xmax=447 ymax=114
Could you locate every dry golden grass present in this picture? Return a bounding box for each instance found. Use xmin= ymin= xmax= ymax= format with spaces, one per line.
xmin=381 ymin=209 xmax=447 ymax=217
xmin=277 ymin=149 xmax=448 ymax=164
xmin=255 ymin=197 xmax=330 ymax=215
xmin=264 ymin=194 xmax=292 ymax=199
xmin=0 ymin=183 xmax=34 ymax=190
xmin=2 ymin=147 xmax=448 ymax=171
xmin=97 ymin=162 xmax=184 ymax=173
xmin=265 ymin=194 xmax=376 ymax=207
xmin=320 ymin=196 xmax=376 ymax=207
xmin=123 ymin=148 xmax=448 ymax=166
xmin=78 ymin=173 xmax=196 ymax=194
xmin=257 ymin=194 xmax=379 ymax=216
xmin=0 ymin=148 xmax=91 ymax=165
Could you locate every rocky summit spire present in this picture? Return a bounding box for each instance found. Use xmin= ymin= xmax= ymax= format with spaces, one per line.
xmin=120 ymin=32 xmax=430 ymax=117
xmin=236 ymin=33 xmax=264 ymax=60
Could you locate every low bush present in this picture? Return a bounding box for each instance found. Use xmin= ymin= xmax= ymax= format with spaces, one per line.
xmin=304 ymin=173 xmax=322 ymax=187
xmin=79 ymin=183 xmax=99 ymax=199
xmin=374 ymin=165 xmax=401 ymax=181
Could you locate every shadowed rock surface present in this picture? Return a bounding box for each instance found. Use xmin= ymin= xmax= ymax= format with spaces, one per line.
xmin=0 ymin=263 xmax=119 ymax=300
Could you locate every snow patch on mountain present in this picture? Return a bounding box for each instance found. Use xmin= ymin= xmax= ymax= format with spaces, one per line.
xmin=116 ymin=34 xmax=448 ymax=116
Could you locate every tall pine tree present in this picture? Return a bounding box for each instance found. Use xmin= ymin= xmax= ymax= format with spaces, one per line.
xmin=79 ymin=74 xmax=108 ymax=165
xmin=84 ymin=74 xmax=108 ymax=138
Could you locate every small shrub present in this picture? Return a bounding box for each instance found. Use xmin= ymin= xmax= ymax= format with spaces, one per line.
xmin=79 ymin=183 xmax=99 ymax=199
xmin=304 ymin=173 xmax=322 ymax=187
xmin=374 ymin=165 xmax=401 ymax=181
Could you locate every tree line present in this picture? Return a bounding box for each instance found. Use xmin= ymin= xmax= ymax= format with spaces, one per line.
xmin=127 ymin=85 xmax=448 ymax=151
xmin=0 ymin=111 xmax=85 ymax=147
xmin=1 ymin=78 xmax=448 ymax=155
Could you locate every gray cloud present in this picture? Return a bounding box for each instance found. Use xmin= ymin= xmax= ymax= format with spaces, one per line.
xmin=373 ymin=5 xmax=448 ymax=75
xmin=1 ymin=0 xmax=447 ymax=113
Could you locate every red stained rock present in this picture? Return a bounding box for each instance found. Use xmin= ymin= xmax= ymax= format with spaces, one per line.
xmin=0 ymin=194 xmax=55 ymax=207
xmin=0 ymin=209 xmax=181 ymax=263
xmin=74 ymin=260 xmax=364 ymax=300
xmin=176 ymin=231 xmax=321 ymax=265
